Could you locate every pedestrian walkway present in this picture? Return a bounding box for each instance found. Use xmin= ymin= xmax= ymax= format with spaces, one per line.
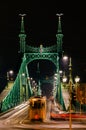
xmin=0 ymin=81 xmax=14 ymax=101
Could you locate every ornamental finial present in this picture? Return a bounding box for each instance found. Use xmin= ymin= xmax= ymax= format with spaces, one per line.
xmin=56 ymin=13 xmax=63 ymax=33
xmin=19 ymin=14 xmax=26 ymax=33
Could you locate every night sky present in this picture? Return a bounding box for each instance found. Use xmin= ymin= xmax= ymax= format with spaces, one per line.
xmin=0 ymin=1 xmax=86 ymax=92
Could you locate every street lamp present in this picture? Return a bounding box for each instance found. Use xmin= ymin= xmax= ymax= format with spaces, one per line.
xmin=62 ymin=73 xmax=67 ymax=83
xmin=21 ymin=73 xmax=26 ymax=100
xmin=74 ymin=76 xmax=80 ymax=83
xmin=7 ymin=70 xmax=14 ymax=81
xmin=62 ymin=57 xmax=80 ymax=130
xmin=74 ymin=75 xmax=80 ymax=101
xmin=7 ymin=70 xmax=14 ymax=87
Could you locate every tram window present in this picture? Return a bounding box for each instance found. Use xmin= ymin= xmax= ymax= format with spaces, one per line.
xmin=30 ymin=101 xmax=45 ymax=109
xmin=30 ymin=101 xmax=41 ymax=109
xmin=34 ymin=101 xmax=41 ymax=109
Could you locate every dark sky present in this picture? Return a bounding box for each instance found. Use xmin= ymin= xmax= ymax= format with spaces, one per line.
xmin=0 ymin=1 xmax=86 ymax=91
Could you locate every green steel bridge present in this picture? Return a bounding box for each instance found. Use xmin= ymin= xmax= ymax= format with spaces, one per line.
xmin=0 ymin=14 xmax=86 ymax=113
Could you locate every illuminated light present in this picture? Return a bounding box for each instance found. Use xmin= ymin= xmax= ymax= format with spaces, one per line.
xmin=22 ymin=73 xmax=25 ymax=76
xmin=54 ymin=77 xmax=57 ymax=80
xmin=54 ymin=73 xmax=57 ymax=76
xmin=59 ymin=70 xmax=63 ymax=74
xmin=30 ymin=77 xmax=33 ymax=80
xmin=62 ymin=75 xmax=67 ymax=83
xmin=9 ymin=70 xmax=14 ymax=75
xmin=27 ymin=77 xmax=30 ymax=80
xmin=75 ymin=76 xmax=80 ymax=83
xmin=32 ymin=80 xmax=35 ymax=83
xmin=63 ymin=55 xmax=68 ymax=61
xmin=14 ymin=103 xmax=27 ymax=109
xmin=34 ymin=114 xmax=39 ymax=119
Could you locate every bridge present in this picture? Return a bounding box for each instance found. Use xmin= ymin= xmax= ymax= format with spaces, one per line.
xmin=0 ymin=14 xmax=86 ymax=113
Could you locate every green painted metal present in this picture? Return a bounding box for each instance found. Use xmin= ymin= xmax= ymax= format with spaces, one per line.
xmin=19 ymin=14 xmax=26 ymax=53
xmin=56 ymin=14 xmax=63 ymax=55
xmin=1 ymin=55 xmax=33 ymax=112
xmin=0 ymin=14 xmax=66 ymax=112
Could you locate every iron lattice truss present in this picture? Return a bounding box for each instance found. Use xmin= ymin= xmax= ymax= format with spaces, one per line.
xmin=25 ymin=52 xmax=59 ymax=67
xmin=25 ymin=44 xmax=57 ymax=53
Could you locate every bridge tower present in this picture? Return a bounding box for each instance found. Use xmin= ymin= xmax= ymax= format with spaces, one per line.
xmin=18 ymin=13 xmax=64 ymax=107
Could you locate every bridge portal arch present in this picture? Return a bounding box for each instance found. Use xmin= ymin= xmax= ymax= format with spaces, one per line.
xmin=18 ymin=13 xmax=64 ymax=105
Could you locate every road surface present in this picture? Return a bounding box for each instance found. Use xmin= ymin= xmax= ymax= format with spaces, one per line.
xmin=0 ymin=102 xmax=86 ymax=130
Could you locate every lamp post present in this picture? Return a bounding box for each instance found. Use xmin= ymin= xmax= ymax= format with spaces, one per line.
xmin=7 ymin=70 xmax=14 ymax=87
xmin=62 ymin=57 xmax=80 ymax=130
xmin=68 ymin=57 xmax=73 ymax=130
xmin=7 ymin=70 xmax=14 ymax=81
xmin=21 ymin=73 xmax=27 ymax=101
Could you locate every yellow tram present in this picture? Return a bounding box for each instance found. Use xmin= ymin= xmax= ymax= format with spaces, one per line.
xmin=28 ymin=96 xmax=46 ymax=122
